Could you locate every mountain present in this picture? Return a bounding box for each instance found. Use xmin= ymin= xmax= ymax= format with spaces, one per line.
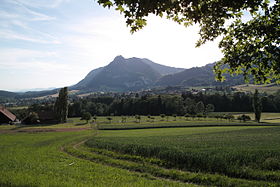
xmin=74 ymin=67 xmax=104 ymax=89
xmin=73 ymin=56 xmax=246 ymax=92
xmin=156 ymin=63 xmax=244 ymax=87
xmin=141 ymin=58 xmax=184 ymax=75
xmin=72 ymin=56 xmax=167 ymax=91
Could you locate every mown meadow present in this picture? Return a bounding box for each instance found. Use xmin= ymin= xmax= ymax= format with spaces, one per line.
xmin=0 ymin=129 xmax=191 ymax=186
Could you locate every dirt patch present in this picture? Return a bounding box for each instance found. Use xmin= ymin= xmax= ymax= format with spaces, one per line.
xmin=0 ymin=127 xmax=91 ymax=134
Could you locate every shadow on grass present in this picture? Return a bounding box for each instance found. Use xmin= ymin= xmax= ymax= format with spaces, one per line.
xmin=75 ymin=122 xmax=88 ymax=126
xmin=11 ymin=123 xmax=60 ymax=130
xmin=98 ymin=122 xmax=280 ymax=130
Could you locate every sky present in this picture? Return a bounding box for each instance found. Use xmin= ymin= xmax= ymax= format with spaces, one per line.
xmin=0 ymin=0 xmax=223 ymax=91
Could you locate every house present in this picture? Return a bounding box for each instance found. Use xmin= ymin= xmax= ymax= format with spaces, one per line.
xmin=0 ymin=106 xmax=17 ymax=124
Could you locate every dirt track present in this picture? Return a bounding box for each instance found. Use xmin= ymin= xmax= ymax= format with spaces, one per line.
xmin=0 ymin=127 xmax=91 ymax=134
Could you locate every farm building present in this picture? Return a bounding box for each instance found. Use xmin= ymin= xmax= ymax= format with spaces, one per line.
xmin=37 ymin=111 xmax=58 ymax=124
xmin=21 ymin=111 xmax=57 ymax=125
xmin=0 ymin=106 xmax=17 ymax=124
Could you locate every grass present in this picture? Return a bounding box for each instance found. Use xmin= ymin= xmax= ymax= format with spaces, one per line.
xmin=86 ymin=126 xmax=280 ymax=184
xmin=96 ymin=120 xmax=265 ymax=130
xmin=233 ymin=112 xmax=280 ymax=123
xmin=7 ymin=106 xmax=28 ymax=110
xmin=233 ymin=83 xmax=280 ymax=94
xmin=0 ymin=129 xmax=192 ymax=186
xmin=1 ymin=116 xmax=280 ymax=186
xmin=0 ymin=117 xmax=92 ymax=131
xmin=95 ymin=113 xmax=280 ymax=130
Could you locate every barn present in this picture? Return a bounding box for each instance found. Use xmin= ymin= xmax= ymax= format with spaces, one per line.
xmin=37 ymin=111 xmax=57 ymax=124
xmin=0 ymin=106 xmax=17 ymax=124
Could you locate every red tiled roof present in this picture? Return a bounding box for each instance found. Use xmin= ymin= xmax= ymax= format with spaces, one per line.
xmin=0 ymin=106 xmax=16 ymax=121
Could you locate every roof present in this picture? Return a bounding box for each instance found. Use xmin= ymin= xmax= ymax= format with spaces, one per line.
xmin=0 ymin=106 xmax=16 ymax=121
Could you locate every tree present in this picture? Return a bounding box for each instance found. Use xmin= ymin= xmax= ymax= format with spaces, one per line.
xmin=184 ymin=113 xmax=191 ymax=120
xmin=237 ymin=114 xmax=251 ymax=122
xmin=253 ymin=89 xmax=262 ymax=123
xmin=196 ymin=101 xmax=205 ymax=114
xmin=205 ymin=104 xmax=215 ymax=114
xmin=22 ymin=112 xmax=39 ymax=125
xmin=184 ymin=98 xmax=197 ymax=115
xmin=93 ymin=115 xmax=97 ymax=123
xmin=224 ymin=114 xmax=234 ymax=121
xmin=81 ymin=112 xmax=92 ymax=123
xmin=121 ymin=116 xmax=127 ymax=123
xmin=107 ymin=117 xmax=112 ymax=123
xmin=135 ymin=115 xmax=141 ymax=123
xmin=97 ymin=0 xmax=279 ymax=83
xmin=54 ymin=87 xmax=68 ymax=123
xmin=160 ymin=114 xmax=165 ymax=121
xmin=172 ymin=114 xmax=177 ymax=121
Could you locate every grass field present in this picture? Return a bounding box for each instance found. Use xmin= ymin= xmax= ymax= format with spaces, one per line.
xmin=0 ymin=129 xmax=192 ymax=186
xmin=243 ymin=113 xmax=280 ymax=123
xmin=1 ymin=115 xmax=279 ymax=186
xmin=233 ymin=83 xmax=280 ymax=94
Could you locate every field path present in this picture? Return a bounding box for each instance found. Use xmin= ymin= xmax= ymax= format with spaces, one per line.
xmin=61 ymin=133 xmax=200 ymax=186
xmin=0 ymin=127 xmax=92 ymax=134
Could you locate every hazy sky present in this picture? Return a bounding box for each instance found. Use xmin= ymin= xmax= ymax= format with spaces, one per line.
xmin=0 ymin=0 xmax=223 ymax=91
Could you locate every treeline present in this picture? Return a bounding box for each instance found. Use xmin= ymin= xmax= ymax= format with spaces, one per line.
xmin=11 ymin=90 xmax=280 ymax=120
xmin=67 ymin=90 xmax=280 ymax=117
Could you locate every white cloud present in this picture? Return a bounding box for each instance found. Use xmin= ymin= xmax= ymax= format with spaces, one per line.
xmin=0 ymin=0 xmax=60 ymax=44
xmin=12 ymin=0 xmax=70 ymax=9
xmin=0 ymin=48 xmax=87 ymax=90
xmin=4 ymin=1 xmax=56 ymax=21
xmin=0 ymin=11 xmax=20 ymax=19
xmin=0 ymin=30 xmax=60 ymax=44
xmin=0 ymin=48 xmax=57 ymax=67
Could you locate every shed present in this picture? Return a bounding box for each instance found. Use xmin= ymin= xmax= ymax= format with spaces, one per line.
xmin=0 ymin=106 xmax=17 ymax=124
xmin=37 ymin=111 xmax=58 ymax=124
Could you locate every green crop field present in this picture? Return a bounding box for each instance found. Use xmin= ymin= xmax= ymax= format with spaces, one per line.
xmin=85 ymin=126 xmax=280 ymax=186
xmin=1 ymin=115 xmax=280 ymax=186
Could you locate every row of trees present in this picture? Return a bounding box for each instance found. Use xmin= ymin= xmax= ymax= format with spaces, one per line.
xmin=68 ymin=95 xmax=216 ymax=117
xmin=68 ymin=90 xmax=280 ymax=118
xmin=80 ymin=113 xmax=252 ymax=124
xmin=13 ymin=88 xmax=277 ymax=124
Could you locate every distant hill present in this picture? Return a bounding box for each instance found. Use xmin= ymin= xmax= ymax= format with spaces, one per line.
xmin=156 ymin=63 xmax=245 ymax=87
xmin=0 ymin=90 xmax=19 ymax=98
xmin=16 ymin=87 xmax=57 ymax=92
xmin=0 ymin=89 xmax=59 ymax=100
xmin=72 ymin=56 xmax=182 ymax=91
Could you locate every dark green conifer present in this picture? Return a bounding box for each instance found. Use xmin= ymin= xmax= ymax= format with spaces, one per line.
xmin=54 ymin=87 xmax=68 ymax=123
